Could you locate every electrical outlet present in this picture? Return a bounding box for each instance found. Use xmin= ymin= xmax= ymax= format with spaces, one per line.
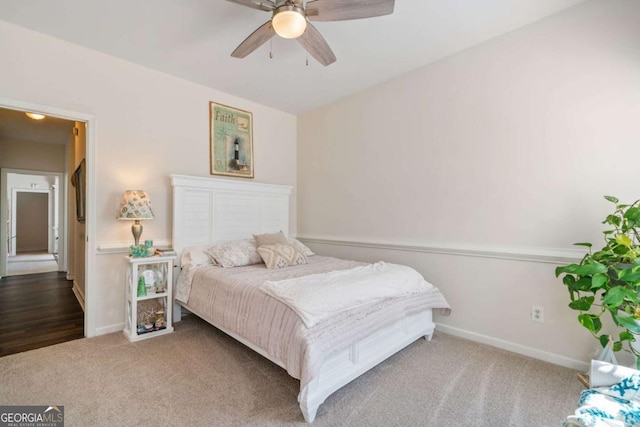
xmin=531 ymin=305 xmax=544 ymax=323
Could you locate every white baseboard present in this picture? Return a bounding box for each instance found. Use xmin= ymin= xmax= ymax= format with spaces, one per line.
xmin=72 ymin=281 xmax=85 ymax=312
xmin=95 ymin=322 xmax=125 ymax=336
xmin=436 ymin=323 xmax=589 ymax=372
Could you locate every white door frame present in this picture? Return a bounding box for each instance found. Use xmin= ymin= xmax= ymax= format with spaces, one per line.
xmin=0 ymin=96 xmax=97 ymax=338
xmin=2 ymin=170 xmax=64 ymax=265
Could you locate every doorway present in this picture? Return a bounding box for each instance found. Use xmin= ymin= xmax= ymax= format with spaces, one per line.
xmin=5 ymin=172 xmax=63 ymax=276
xmin=0 ymin=97 xmax=96 ymax=343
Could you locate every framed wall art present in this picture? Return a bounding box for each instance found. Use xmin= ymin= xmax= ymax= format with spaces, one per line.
xmin=71 ymin=158 xmax=86 ymax=223
xmin=209 ymin=102 xmax=254 ymax=178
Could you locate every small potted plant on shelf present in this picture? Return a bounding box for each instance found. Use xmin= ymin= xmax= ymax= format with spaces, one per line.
xmin=556 ymin=196 xmax=640 ymax=368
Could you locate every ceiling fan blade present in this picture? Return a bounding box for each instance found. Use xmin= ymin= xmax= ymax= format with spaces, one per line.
xmin=297 ymin=22 xmax=336 ymax=66
xmin=306 ymin=0 xmax=394 ymax=22
xmin=231 ymin=21 xmax=276 ymax=58
xmin=226 ymin=0 xmax=275 ymax=12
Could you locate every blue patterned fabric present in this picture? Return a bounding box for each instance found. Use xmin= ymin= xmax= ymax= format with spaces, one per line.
xmin=565 ymin=374 xmax=640 ymax=427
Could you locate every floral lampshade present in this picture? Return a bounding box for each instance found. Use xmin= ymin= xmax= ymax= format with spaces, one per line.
xmin=118 ymin=190 xmax=154 ymax=247
xmin=118 ymin=190 xmax=154 ymax=220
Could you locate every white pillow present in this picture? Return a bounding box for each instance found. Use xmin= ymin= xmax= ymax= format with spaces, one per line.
xmin=180 ymin=245 xmax=216 ymax=267
xmin=206 ymin=239 xmax=262 ymax=268
xmin=289 ymin=238 xmax=314 ymax=257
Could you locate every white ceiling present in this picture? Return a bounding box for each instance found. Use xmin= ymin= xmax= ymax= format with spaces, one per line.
xmin=0 ymin=0 xmax=587 ymax=114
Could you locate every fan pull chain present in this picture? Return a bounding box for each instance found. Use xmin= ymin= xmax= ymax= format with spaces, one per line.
xmin=306 ymin=52 xmax=309 ymax=66
xmin=270 ymin=39 xmax=273 ymax=59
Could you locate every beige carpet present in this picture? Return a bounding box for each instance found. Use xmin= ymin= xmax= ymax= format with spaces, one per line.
xmin=0 ymin=315 xmax=583 ymax=426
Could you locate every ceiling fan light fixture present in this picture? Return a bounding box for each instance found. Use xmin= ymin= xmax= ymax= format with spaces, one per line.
xmin=272 ymin=6 xmax=306 ymax=39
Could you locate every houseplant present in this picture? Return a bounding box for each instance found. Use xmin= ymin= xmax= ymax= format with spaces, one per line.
xmin=555 ymin=196 xmax=640 ymax=368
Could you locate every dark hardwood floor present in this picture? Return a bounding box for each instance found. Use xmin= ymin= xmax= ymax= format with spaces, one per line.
xmin=0 ymin=272 xmax=84 ymax=357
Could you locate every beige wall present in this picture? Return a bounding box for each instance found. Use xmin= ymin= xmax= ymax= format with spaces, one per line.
xmin=0 ymin=143 xmax=64 ymax=259
xmin=298 ymin=0 xmax=640 ymax=368
xmin=0 ymin=138 xmax=66 ymax=172
xmin=0 ymin=19 xmax=297 ymax=334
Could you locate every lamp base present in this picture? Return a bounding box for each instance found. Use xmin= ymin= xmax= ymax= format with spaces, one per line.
xmin=132 ymin=220 xmax=143 ymax=246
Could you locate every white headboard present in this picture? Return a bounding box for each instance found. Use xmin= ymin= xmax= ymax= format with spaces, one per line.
xmin=171 ymin=174 xmax=292 ymax=258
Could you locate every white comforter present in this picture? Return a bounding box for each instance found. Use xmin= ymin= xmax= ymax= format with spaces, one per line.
xmin=261 ymin=262 xmax=432 ymax=328
xmin=176 ymin=256 xmax=451 ymax=395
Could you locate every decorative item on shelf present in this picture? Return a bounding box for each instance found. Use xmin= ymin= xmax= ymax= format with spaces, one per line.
xmin=136 ymin=300 xmax=165 ymax=335
xmin=118 ymin=190 xmax=154 ymax=246
xmin=155 ymin=247 xmax=177 ymax=257
xmin=136 ymin=276 xmax=147 ymax=297
xmin=145 ymin=240 xmax=155 ymax=257
xmin=155 ymin=310 xmax=166 ymax=329
xmin=141 ymin=269 xmax=158 ymax=294
xmin=129 ymin=244 xmax=149 ymax=258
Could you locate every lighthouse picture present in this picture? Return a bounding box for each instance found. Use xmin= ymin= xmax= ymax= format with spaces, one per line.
xmin=210 ymin=102 xmax=254 ymax=178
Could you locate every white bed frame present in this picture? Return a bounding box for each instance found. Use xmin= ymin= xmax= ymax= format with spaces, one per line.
xmin=171 ymin=174 xmax=435 ymax=423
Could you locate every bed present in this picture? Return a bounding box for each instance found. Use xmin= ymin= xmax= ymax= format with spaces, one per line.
xmin=170 ymin=174 xmax=451 ymax=422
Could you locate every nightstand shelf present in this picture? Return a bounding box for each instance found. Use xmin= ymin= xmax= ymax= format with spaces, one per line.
xmin=136 ymin=291 xmax=169 ymax=301
xmin=124 ymin=255 xmax=175 ymax=342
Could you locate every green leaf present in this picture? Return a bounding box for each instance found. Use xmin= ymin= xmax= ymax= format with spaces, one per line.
xmin=603 ymin=287 xmax=638 ymax=307
xmin=574 ymin=242 xmax=593 ymax=248
xmin=569 ymin=296 xmax=595 ymax=311
xmin=617 ymin=269 xmax=640 ymax=284
xmin=556 ymin=264 xmax=584 ymax=277
xmin=591 ymin=273 xmax=608 ymax=290
xmin=613 ymin=314 xmax=640 ymax=333
xmin=599 ymin=335 xmax=610 ymax=348
xmin=575 ymin=277 xmax=593 ymax=291
xmin=573 ymin=263 xmax=608 ymax=276
xmin=613 ymin=341 xmax=623 ymax=351
xmin=624 ymin=207 xmax=640 ymax=223
xmin=563 ymin=275 xmax=576 ymax=287
xmin=605 ymin=196 xmax=619 ymax=204
xmin=613 ymin=244 xmax=630 ymax=255
xmin=620 ymin=331 xmax=634 ymax=341
xmin=592 ymin=317 xmax=602 ymax=333
xmin=578 ymin=314 xmax=596 ymax=332
xmin=555 ymin=265 xmax=569 ymax=278
xmin=605 ymin=215 xmax=622 ymax=227
xmin=616 ymin=234 xmax=633 ymax=247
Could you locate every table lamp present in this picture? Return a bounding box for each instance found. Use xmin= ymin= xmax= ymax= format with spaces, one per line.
xmin=118 ymin=190 xmax=154 ymax=246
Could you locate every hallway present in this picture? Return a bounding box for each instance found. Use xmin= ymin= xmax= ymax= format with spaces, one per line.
xmin=0 ymin=271 xmax=84 ymax=357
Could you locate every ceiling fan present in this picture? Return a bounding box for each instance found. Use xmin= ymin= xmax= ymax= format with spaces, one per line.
xmin=226 ymin=0 xmax=395 ymax=66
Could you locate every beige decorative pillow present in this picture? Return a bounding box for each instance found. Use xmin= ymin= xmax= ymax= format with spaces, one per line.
xmin=257 ymin=243 xmax=308 ymax=269
xmin=253 ymin=231 xmax=288 ymax=248
xmin=206 ymin=239 xmax=262 ymax=268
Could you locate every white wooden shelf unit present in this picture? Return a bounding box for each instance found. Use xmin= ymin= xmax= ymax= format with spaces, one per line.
xmin=124 ymin=255 xmax=175 ymax=342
